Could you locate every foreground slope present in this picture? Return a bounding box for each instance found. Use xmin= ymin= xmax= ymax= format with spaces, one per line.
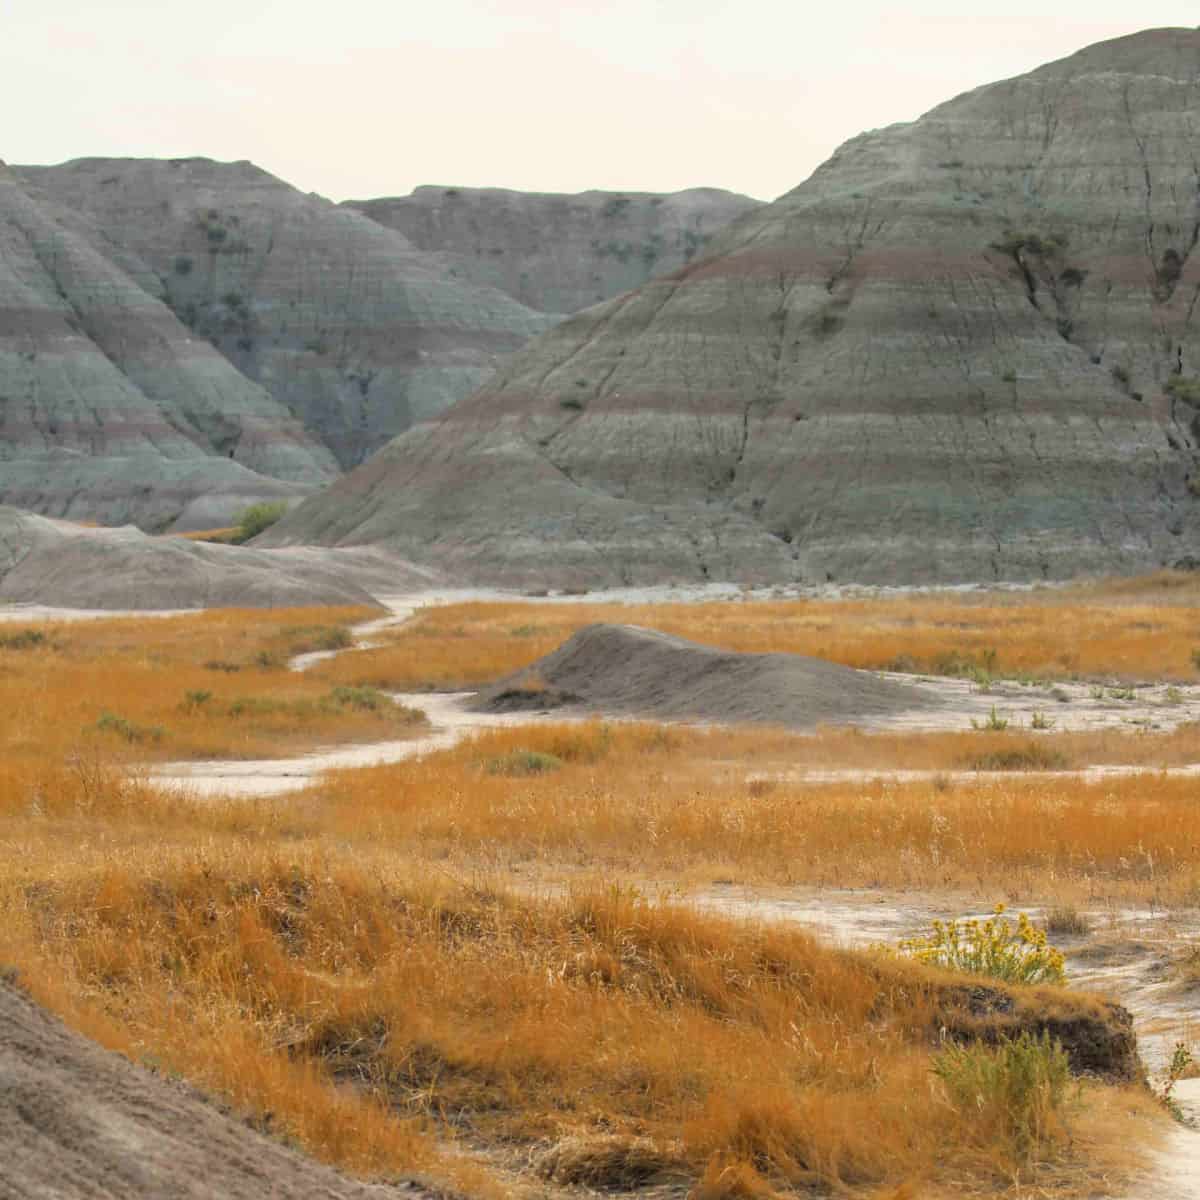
xmin=349 ymin=186 xmax=762 ymax=315
xmin=0 ymin=980 xmax=420 ymax=1199
xmin=269 ymin=29 xmax=1200 ymax=586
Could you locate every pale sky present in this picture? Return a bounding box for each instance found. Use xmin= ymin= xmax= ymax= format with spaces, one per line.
xmin=4 ymin=3 xmax=1198 ymax=203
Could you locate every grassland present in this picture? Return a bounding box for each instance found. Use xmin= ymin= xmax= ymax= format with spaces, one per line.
xmin=5 ymin=580 xmax=1200 ymax=1196
xmin=0 ymin=607 xmax=423 ymax=766
xmin=312 ymin=573 xmax=1200 ymax=692
xmin=0 ymin=792 xmax=1159 ymax=1198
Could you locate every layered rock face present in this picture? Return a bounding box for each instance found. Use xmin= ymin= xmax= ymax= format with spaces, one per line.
xmin=17 ymin=158 xmax=552 ymax=471
xmin=268 ymin=29 xmax=1200 ymax=586
xmin=347 ymin=187 xmax=762 ymax=315
xmin=0 ymin=163 xmax=335 ymax=530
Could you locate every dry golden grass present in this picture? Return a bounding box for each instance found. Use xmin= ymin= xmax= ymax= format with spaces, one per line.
xmin=0 ymin=607 xmax=425 ymax=764
xmin=5 ymin=581 xmax=1198 ymax=1195
xmin=300 ymin=722 xmax=1200 ymax=905
xmin=312 ymin=580 xmax=1200 ymax=690
xmin=0 ymin=780 xmax=1160 ymax=1198
xmin=168 ymin=526 xmax=239 ymax=543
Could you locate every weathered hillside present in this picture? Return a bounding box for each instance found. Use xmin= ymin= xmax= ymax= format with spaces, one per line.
xmin=267 ymin=29 xmax=1200 ymax=587
xmin=348 ymin=186 xmax=762 ymax=315
xmin=0 ymin=162 xmax=334 ymax=530
xmin=17 ymin=158 xmax=552 ymax=470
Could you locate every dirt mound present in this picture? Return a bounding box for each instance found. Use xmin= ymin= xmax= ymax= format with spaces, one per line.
xmin=0 ymin=979 xmax=427 ymax=1199
xmin=0 ymin=506 xmax=434 ymax=610
xmin=472 ymin=624 xmax=933 ymax=727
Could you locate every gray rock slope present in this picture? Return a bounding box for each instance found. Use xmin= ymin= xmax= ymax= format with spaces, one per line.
xmin=0 ymin=163 xmax=336 ymax=531
xmin=0 ymin=506 xmax=439 ymax=609
xmin=0 ymin=978 xmax=427 ymax=1198
xmin=17 ymin=158 xmax=553 ymax=471
xmin=347 ymin=186 xmax=762 ymax=316
xmin=267 ymin=29 xmax=1200 ymax=587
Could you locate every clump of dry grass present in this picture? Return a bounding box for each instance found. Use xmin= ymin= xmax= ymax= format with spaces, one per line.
xmin=1046 ymin=907 xmax=1093 ymax=938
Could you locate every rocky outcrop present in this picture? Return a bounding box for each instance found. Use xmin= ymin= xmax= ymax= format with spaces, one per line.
xmin=0 ymin=163 xmax=335 ymax=530
xmin=17 ymin=158 xmax=553 ymax=471
xmin=347 ymin=186 xmax=762 ymax=315
xmin=0 ymin=507 xmax=438 ymax=609
xmin=267 ymin=29 xmax=1200 ymax=587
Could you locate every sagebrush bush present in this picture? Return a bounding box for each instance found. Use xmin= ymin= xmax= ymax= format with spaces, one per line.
xmin=484 ymin=749 xmax=564 ymax=776
xmin=0 ymin=629 xmax=46 ymax=650
xmin=899 ymin=905 xmax=1066 ymax=984
xmin=232 ymin=500 xmax=287 ymax=544
xmin=933 ymin=1030 xmax=1073 ymax=1164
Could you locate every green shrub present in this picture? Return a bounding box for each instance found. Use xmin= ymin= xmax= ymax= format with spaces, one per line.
xmin=232 ymin=501 xmax=288 ymax=544
xmin=899 ymin=905 xmax=1066 ymax=984
xmin=965 ymin=741 xmax=1068 ymax=771
xmin=933 ymin=1031 xmax=1073 ymax=1164
xmin=327 ymin=685 xmax=389 ymax=712
xmin=181 ymin=689 xmax=212 ymax=713
xmin=485 ymin=750 xmax=564 ymax=777
xmin=970 ymin=705 xmax=1010 ymax=731
xmin=0 ymin=629 xmax=46 ymax=650
xmin=289 ymin=625 xmax=353 ymax=654
xmin=95 ymin=712 xmax=165 ymax=744
xmin=1166 ymin=375 xmax=1200 ymax=405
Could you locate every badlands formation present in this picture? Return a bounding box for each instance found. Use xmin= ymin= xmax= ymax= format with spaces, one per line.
xmin=0 ymin=158 xmax=750 ymax=533
xmin=348 ymin=185 xmax=761 ymax=316
xmin=270 ymin=28 xmax=1200 ymax=588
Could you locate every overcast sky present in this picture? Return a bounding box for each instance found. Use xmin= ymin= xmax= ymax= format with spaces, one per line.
xmin=4 ymin=3 xmax=1198 ymax=203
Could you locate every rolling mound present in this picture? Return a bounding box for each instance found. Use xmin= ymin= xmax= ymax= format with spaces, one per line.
xmin=0 ymin=507 xmax=428 ymax=609
xmin=0 ymin=979 xmax=423 ymax=1199
xmin=270 ymin=28 xmax=1200 ymax=587
xmin=472 ymin=624 xmax=934 ymax=727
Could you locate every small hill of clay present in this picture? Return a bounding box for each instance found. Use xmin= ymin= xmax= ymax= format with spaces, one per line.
xmin=0 ymin=507 xmax=422 ymax=610
xmin=472 ymin=624 xmax=933 ymax=727
xmin=0 ymin=979 xmax=422 ymax=1199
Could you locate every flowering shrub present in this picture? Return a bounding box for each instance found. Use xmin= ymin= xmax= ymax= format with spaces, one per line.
xmin=899 ymin=905 xmax=1066 ymax=984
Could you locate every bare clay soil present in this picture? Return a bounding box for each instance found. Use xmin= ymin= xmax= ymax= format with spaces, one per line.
xmin=0 ymin=980 xmax=431 ymax=1200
